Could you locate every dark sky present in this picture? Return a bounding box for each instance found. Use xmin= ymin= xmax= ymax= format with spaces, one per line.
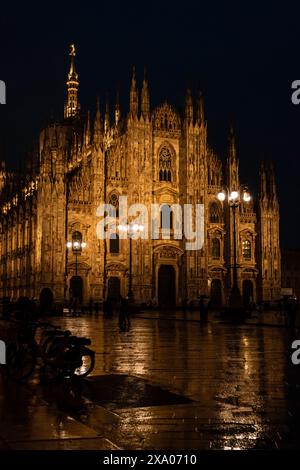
xmin=0 ymin=1 xmax=300 ymax=248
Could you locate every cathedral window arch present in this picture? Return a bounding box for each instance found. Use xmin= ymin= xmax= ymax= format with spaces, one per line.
xmin=108 ymin=193 xmax=119 ymax=253
xmin=72 ymin=230 xmax=82 ymax=243
xmin=212 ymin=238 xmax=221 ymax=259
xmin=108 ymin=193 xmax=119 ymax=217
xmin=209 ymin=202 xmax=222 ymax=223
xmin=242 ymin=239 xmax=251 ymax=260
xmin=160 ymin=204 xmax=173 ymax=229
xmin=110 ymin=234 xmax=119 ymax=254
xmin=158 ymin=145 xmax=173 ymax=182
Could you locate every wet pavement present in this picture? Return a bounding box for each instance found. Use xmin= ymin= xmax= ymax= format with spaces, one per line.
xmin=0 ymin=310 xmax=300 ymax=450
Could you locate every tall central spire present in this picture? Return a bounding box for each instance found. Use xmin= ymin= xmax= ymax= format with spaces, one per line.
xmin=64 ymin=44 xmax=80 ymax=119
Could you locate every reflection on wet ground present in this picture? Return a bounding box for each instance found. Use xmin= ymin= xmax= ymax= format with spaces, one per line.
xmin=0 ymin=311 xmax=300 ymax=450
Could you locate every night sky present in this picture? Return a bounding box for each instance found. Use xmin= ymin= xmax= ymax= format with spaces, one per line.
xmin=0 ymin=2 xmax=299 ymax=248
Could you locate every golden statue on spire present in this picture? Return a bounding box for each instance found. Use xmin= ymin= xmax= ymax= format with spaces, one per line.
xmin=69 ymin=44 xmax=76 ymax=56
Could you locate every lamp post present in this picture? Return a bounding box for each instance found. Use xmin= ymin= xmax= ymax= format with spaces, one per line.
xmin=118 ymin=223 xmax=144 ymax=299
xmin=217 ymin=187 xmax=251 ymax=308
xmin=66 ymin=238 xmax=86 ymax=276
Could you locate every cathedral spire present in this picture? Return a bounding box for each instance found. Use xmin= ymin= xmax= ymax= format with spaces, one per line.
xmin=94 ymin=97 xmax=102 ymax=142
xmin=259 ymin=160 xmax=267 ymax=200
xmin=64 ymin=44 xmax=80 ymax=119
xmin=228 ymin=125 xmax=237 ymax=161
xmin=130 ymin=66 xmax=139 ymax=116
xmin=269 ymin=161 xmax=278 ymax=203
xmin=141 ymin=68 xmax=150 ymax=118
xmin=185 ymin=88 xmax=193 ymax=123
xmin=104 ymin=95 xmax=110 ymax=133
xmin=84 ymin=111 xmax=91 ymax=146
xmin=260 ymin=160 xmax=279 ymax=209
xmin=196 ymin=90 xmax=205 ymax=124
xmin=226 ymin=126 xmax=239 ymax=190
xmin=115 ymin=91 xmax=121 ymax=126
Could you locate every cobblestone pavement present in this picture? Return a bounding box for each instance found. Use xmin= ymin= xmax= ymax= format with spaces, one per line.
xmin=0 ymin=311 xmax=300 ymax=450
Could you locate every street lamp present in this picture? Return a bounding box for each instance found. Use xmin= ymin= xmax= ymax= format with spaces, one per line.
xmin=217 ymin=187 xmax=251 ymax=308
xmin=118 ymin=223 xmax=144 ymax=299
xmin=66 ymin=237 xmax=86 ymax=276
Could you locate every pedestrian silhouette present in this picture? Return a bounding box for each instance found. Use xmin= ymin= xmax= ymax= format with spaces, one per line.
xmin=119 ymin=295 xmax=130 ymax=331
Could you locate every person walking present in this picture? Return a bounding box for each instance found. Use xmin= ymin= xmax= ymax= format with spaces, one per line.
xmin=119 ymin=295 xmax=130 ymax=331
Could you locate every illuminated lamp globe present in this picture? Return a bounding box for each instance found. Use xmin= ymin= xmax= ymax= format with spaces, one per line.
xmin=243 ymin=192 xmax=251 ymax=202
xmin=217 ymin=191 xmax=226 ymax=202
xmin=229 ymin=191 xmax=239 ymax=201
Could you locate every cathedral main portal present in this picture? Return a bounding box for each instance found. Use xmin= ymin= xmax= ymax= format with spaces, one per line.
xmin=158 ymin=265 xmax=176 ymax=309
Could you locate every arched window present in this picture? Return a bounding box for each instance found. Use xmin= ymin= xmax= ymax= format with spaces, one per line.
xmin=109 ymin=193 xmax=119 ymax=217
xmin=108 ymin=194 xmax=119 ymax=251
xmin=159 ymin=146 xmax=172 ymax=182
xmin=242 ymin=240 xmax=251 ymax=259
xmin=72 ymin=231 xmax=82 ymax=242
xmin=212 ymin=238 xmax=220 ymax=259
xmin=110 ymin=234 xmax=119 ymax=254
xmin=161 ymin=204 xmax=173 ymax=229
xmin=209 ymin=202 xmax=221 ymax=223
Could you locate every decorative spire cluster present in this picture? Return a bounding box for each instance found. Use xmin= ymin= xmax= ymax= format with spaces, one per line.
xmin=259 ymin=160 xmax=278 ymax=208
xmin=184 ymin=88 xmax=205 ymax=125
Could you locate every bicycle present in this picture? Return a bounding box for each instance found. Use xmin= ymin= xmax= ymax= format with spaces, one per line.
xmin=4 ymin=320 xmax=95 ymax=381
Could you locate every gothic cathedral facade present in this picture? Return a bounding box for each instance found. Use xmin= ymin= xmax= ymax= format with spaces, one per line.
xmin=0 ymin=46 xmax=281 ymax=308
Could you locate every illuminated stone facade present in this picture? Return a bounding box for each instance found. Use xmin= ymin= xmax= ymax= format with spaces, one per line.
xmin=0 ymin=47 xmax=281 ymax=307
